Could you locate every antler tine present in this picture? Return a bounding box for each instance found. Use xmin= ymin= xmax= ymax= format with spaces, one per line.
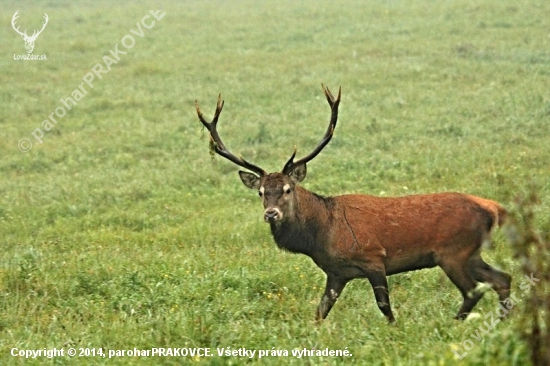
xmin=196 ymin=94 xmax=223 ymax=128
xmin=34 ymin=13 xmax=49 ymax=37
xmin=282 ymin=85 xmax=341 ymax=174
xmin=195 ymin=95 xmax=266 ymax=177
xmin=11 ymin=11 xmax=27 ymax=37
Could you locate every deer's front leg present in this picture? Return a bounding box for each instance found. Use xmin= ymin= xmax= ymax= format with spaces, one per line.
xmin=316 ymin=275 xmax=348 ymax=322
xmin=366 ymin=271 xmax=396 ymax=323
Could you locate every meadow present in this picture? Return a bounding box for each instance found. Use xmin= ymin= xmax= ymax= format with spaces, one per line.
xmin=1 ymin=0 xmax=550 ymax=364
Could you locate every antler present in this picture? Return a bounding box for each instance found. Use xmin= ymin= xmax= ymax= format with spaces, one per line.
xmin=282 ymin=84 xmax=341 ymax=174
xmin=195 ymin=95 xmax=267 ymax=177
xmin=11 ymin=11 xmax=27 ymax=38
xmin=11 ymin=11 xmax=48 ymax=40
xmin=29 ymin=14 xmax=49 ymax=41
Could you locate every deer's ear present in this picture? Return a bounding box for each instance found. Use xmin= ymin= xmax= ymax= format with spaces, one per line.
xmin=288 ymin=163 xmax=306 ymax=183
xmin=239 ymin=171 xmax=261 ymax=190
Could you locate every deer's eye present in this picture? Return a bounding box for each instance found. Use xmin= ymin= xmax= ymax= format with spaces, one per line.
xmin=283 ymin=184 xmax=291 ymax=195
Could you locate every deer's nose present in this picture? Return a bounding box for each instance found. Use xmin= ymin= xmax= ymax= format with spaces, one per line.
xmin=264 ymin=208 xmax=282 ymax=222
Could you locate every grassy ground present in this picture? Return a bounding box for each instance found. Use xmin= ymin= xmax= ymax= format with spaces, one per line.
xmin=1 ymin=0 xmax=549 ymax=364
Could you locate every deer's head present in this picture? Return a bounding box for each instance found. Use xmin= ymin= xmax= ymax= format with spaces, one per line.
xmin=11 ymin=11 xmax=49 ymax=54
xmin=195 ymin=85 xmax=341 ymax=223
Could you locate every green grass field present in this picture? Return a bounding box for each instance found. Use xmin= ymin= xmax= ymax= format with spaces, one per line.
xmin=1 ymin=0 xmax=550 ymax=364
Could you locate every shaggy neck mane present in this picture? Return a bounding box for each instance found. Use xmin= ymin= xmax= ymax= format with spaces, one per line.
xmin=269 ymin=186 xmax=334 ymax=255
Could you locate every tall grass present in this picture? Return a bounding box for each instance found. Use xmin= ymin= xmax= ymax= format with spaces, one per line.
xmin=507 ymin=191 xmax=550 ymax=365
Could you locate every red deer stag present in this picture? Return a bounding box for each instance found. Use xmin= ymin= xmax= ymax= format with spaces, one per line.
xmin=195 ymin=86 xmax=511 ymax=322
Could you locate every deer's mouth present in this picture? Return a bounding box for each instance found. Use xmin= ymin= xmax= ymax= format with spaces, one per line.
xmin=264 ymin=208 xmax=282 ymax=222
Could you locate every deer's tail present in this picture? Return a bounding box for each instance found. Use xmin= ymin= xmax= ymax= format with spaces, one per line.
xmin=466 ymin=195 xmax=507 ymax=231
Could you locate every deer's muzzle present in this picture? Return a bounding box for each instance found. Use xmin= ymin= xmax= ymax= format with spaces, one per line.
xmin=264 ymin=208 xmax=282 ymax=222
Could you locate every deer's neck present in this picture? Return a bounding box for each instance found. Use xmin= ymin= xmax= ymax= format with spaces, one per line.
xmin=269 ymin=186 xmax=334 ymax=255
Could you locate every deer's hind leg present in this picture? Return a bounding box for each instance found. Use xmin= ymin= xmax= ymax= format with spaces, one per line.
xmin=439 ymin=258 xmax=485 ymax=320
xmin=467 ymin=253 xmax=512 ymax=304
